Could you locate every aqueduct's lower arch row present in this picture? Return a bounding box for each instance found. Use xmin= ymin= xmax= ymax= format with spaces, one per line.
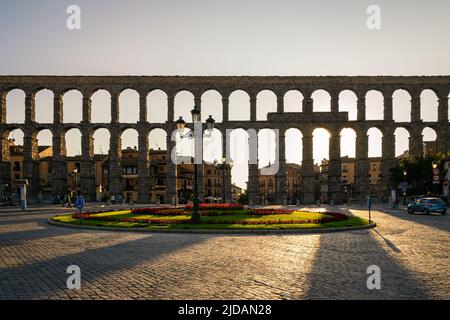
xmin=0 ymin=76 xmax=449 ymax=204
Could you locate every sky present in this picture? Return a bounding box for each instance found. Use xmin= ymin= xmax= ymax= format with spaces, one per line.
xmin=1 ymin=0 xmax=450 ymax=188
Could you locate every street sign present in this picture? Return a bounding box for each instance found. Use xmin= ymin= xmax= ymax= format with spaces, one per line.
xmin=76 ymin=196 xmax=85 ymax=211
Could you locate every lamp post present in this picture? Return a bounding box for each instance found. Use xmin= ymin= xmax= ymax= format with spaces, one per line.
xmin=176 ymin=108 xmax=215 ymax=223
xmin=214 ymin=157 xmax=234 ymax=204
xmin=73 ymin=167 xmax=79 ymax=197
xmin=432 ymin=161 xmax=439 ymax=196
xmin=402 ymin=169 xmax=407 ymax=206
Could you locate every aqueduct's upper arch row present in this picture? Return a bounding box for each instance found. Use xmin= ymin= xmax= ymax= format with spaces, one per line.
xmin=0 ymin=76 xmax=449 ymax=205
xmin=1 ymin=75 xmax=450 ymax=124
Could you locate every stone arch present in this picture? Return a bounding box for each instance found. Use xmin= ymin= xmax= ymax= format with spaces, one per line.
xmin=256 ymin=90 xmax=277 ymax=120
xmin=285 ymin=128 xmax=303 ymax=164
xmin=91 ymin=89 xmax=111 ymax=123
xmin=62 ymin=89 xmax=83 ymax=123
xmin=149 ymin=128 xmax=167 ymax=151
xmin=147 ymin=89 xmax=168 ymax=123
xmin=283 ymin=90 xmax=303 ymax=113
xmin=121 ymin=128 xmax=139 ymax=150
xmin=36 ymin=129 xmax=53 ymax=191
xmin=339 ymin=90 xmax=358 ymax=121
xmin=394 ymin=127 xmax=410 ymax=157
xmin=35 ymin=89 xmax=54 ymax=123
xmin=203 ymin=128 xmax=222 ymax=162
xmin=7 ymin=128 xmax=24 ymax=146
xmin=367 ymin=127 xmax=383 ymax=157
xmin=174 ymin=90 xmax=195 ymax=123
xmin=393 ymin=89 xmax=411 ymax=122
xmin=312 ymin=89 xmax=331 ymax=112
xmin=36 ymin=129 xmax=53 ymax=150
xmin=422 ymin=127 xmax=437 ymax=142
xmin=65 ymin=128 xmax=82 ymax=157
xmin=229 ymin=128 xmax=251 ymax=189
xmin=420 ymin=89 xmax=438 ymax=122
xmin=201 ymin=90 xmax=222 ymax=123
xmin=93 ymin=128 xmax=110 ymax=155
xmin=6 ymin=89 xmax=25 ymax=123
xmin=119 ymin=89 xmax=139 ymax=123
xmin=229 ymin=90 xmax=250 ymax=121
xmin=365 ymin=90 xmax=384 ymax=120
xmin=340 ymin=128 xmax=356 ymax=158
xmin=258 ymin=128 xmax=277 ymax=168
xmin=313 ymin=128 xmax=331 ymax=163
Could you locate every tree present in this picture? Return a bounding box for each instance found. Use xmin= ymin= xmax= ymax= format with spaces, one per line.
xmin=238 ymin=190 xmax=248 ymax=205
xmin=390 ymin=152 xmax=449 ymax=196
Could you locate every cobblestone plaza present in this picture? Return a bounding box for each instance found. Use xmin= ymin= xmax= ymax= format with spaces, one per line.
xmin=0 ymin=206 xmax=448 ymax=300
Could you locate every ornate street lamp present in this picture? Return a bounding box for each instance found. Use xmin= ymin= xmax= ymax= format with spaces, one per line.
xmin=73 ymin=167 xmax=79 ymax=196
xmin=177 ymin=107 xmax=215 ymax=223
xmin=402 ymin=169 xmax=407 ymax=206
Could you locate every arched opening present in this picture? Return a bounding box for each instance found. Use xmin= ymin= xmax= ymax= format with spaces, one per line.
xmin=147 ymin=90 xmax=168 ymax=123
xmin=36 ymin=129 xmax=53 ymax=194
xmin=121 ymin=128 xmax=139 ymax=150
xmin=313 ymin=128 xmax=330 ymax=163
xmin=6 ymin=89 xmax=25 ymax=123
xmin=256 ymin=90 xmax=277 ymax=121
xmin=65 ymin=128 xmax=82 ymax=157
xmin=119 ymin=89 xmax=139 ymax=123
xmin=175 ymin=125 xmax=195 ymax=159
xmin=201 ymin=90 xmax=222 ymax=123
xmin=229 ymin=90 xmax=250 ymax=121
xmin=422 ymin=127 xmax=437 ymax=156
xmin=149 ymin=128 xmax=167 ymax=151
xmin=35 ymin=89 xmax=54 ymax=123
xmin=365 ymin=90 xmax=384 ymax=120
xmin=62 ymin=90 xmax=83 ymax=123
xmin=229 ymin=128 xmax=250 ymax=190
xmin=7 ymin=129 xmax=24 ymax=146
xmin=420 ymin=89 xmax=438 ymax=122
xmin=394 ymin=127 xmax=410 ymax=157
xmin=367 ymin=127 xmax=383 ymax=158
xmin=91 ymin=89 xmax=111 ymax=123
xmin=340 ymin=128 xmax=356 ymax=158
xmin=203 ymin=128 xmax=222 ymax=163
xmin=312 ymin=90 xmax=331 ymax=112
xmin=393 ymin=89 xmax=411 ymax=122
xmin=285 ymin=128 xmax=303 ymax=164
xmin=283 ymin=90 xmax=303 ymax=113
xmin=339 ymin=90 xmax=357 ymax=121
xmin=6 ymin=129 xmax=25 ymax=195
xmin=174 ymin=90 xmax=195 ymax=123
xmin=258 ymin=129 xmax=276 ymax=168
xmin=93 ymin=128 xmax=110 ymax=155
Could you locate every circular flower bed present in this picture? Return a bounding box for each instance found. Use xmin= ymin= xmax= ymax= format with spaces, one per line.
xmin=71 ymin=205 xmax=348 ymax=225
xmin=53 ymin=203 xmax=372 ymax=231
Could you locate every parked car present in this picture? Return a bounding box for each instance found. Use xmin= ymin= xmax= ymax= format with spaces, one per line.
xmin=407 ymin=197 xmax=447 ymax=215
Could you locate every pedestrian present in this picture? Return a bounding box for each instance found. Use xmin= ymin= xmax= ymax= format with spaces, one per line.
xmin=395 ymin=196 xmax=400 ymax=209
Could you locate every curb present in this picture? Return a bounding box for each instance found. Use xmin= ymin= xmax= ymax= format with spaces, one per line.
xmin=47 ymin=219 xmax=376 ymax=235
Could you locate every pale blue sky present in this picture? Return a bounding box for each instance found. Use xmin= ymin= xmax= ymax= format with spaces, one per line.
xmin=1 ymin=0 xmax=449 ymax=188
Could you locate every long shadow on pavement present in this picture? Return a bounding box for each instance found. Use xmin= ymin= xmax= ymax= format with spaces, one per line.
xmin=0 ymin=230 xmax=214 ymax=299
xmin=302 ymin=229 xmax=431 ymax=299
